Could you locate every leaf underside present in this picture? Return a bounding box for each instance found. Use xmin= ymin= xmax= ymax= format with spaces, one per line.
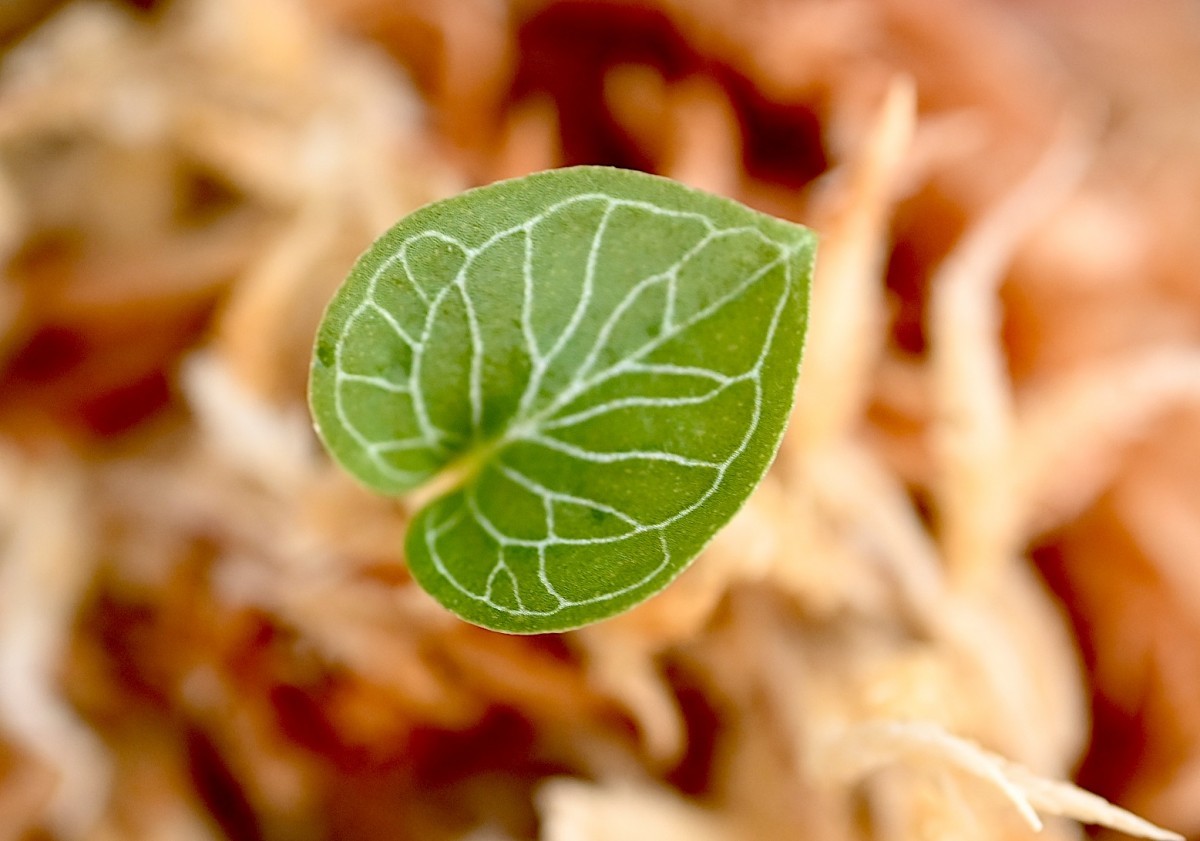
xmin=310 ymin=166 xmax=816 ymax=633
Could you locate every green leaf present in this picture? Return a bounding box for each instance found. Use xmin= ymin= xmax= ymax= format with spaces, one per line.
xmin=310 ymin=166 xmax=816 ymax=633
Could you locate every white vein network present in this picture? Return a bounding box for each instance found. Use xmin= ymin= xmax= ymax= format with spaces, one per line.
xmin=330 ymin=192 xmax=803 ymax=618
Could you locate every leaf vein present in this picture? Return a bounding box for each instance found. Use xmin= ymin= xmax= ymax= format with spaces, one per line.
xmin=336 ymin=372 xmax=411 ymax=394
xmin=525 ymin=433 xmax=723 ymax=468
xmin=541 ymin=378 xmax=751 ymax=431
xmin=497 ymin=464 xmax=644 ymax=529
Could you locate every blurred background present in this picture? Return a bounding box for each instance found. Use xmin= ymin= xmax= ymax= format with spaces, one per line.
xmin=0 ymin=0 xmax=1199 ymax=839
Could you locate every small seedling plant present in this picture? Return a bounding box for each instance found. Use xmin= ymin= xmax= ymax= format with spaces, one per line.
xmin=310 ymin=166 xmax=816 ymax=633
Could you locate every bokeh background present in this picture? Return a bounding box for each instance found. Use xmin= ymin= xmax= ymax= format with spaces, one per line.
xmin=1 ymin=1 xmax=1199 ymax=839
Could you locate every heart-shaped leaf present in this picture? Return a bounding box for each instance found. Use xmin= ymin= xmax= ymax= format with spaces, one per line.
xmin=310 ymin=166 xmax=815 ymax=632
